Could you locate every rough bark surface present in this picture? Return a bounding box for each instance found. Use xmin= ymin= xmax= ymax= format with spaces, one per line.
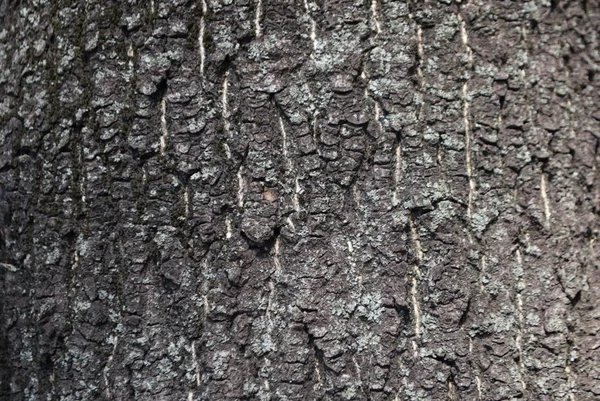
xmin=1 ymin=0 xmax=599 ymax=400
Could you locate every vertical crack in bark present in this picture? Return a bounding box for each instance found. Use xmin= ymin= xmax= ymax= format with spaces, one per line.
xmin=160 ymin=95 xmax=168 ymax=156
xmin=458 ymin=13 xmax=475 ymax=222
xmin=199 ymin=0 xmax=207 ymax=77
xmin=540 ymin=173 xmax=551 ymax=228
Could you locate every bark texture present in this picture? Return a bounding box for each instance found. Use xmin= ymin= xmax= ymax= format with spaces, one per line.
xmin=1 ymin=0 xmax=600 ymax=400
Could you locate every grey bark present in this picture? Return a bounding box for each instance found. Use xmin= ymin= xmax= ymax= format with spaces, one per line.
xmin=1 ymin=0 xmax=599 ymax=400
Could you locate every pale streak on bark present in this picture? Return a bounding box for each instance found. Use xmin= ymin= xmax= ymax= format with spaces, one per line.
xmin=352 ymin=184 xmax=361 ymax=209
xmin=222 ymin=70 xmax=231 ymax=138
xmin=160 ymin=96 xmax=168 ymax=155
xmin=102 ymin=335 xmax=119 ymax=399
xmin=565 ymin=344 xmax=577 ymax=401
xmin=392 ymin=143 xmax=402 ymax=206
xmin=409 ymin=215 xmax=423 ymax=345
xmin=77 ymin=144 xmax=87 ymax=213
xmin=279 ymin=116 xmax=292 ymax=171
xmin=184 ymin=186 xmax=190 ymax=219
xmin=416 ymin=25 xmax=425 ymax=87
xmin=458 ymin=13 xmax=475 ymax=221
xmin=462 ymin=83 xmax=474 ymax=220
xmin=293 ymin=177 xmax=301 ymax=212
xmin=286 ymin=216 xmax=296 ymax=232
xmin=458 ymin=14 xmax=474 ymax=65
xmin=515 ymin=249 xmax=527 ymax=391
xmin=352 ymin=356 xmax=363 ymax=387
xmin=540 ymin=173 xmax=551 ymax=227
xmin=448 ymin=380 xmax=456 ymax=400
xmin=255 ymin=0 xmax=262 ymax=38
xmin=273 ymin=236 xmax=282 ymax=273
xmin=279 ymin=116 xmax=300 ymax=211
xmin=127 ymin=44 xmax=134 ymax=82
xmin=411 ymin=277 xmax=421 ymax=339
xmin=202 ymin=262 xmax=210 ymax=317
xmin=203 ymin=294 xmax=210 ymax=316
xmin=468 ymin=336 xmax=483 ymax=398
xmin=0 ymin=263 xmax=17 ymax=272
xmin=237 ymin=165 xmax=246 ymax=208
xmin=69 ymin=248 xmax=80 ymax=294
xmin=266 ymin=282 xmax=274 ymax=316
xmin=225 ymin=216 xmax=232 ymax=239
xmin=303 ymin=0 xmax=317 ymax=57
xmin=370 ymin=0 xmax=381 ymax=35
xmin=191 ymin=341 xmax=200 ymax=386
xmin=199 ymin=16 xmax=205 ymax=76
xmin=150 ymin=0 xmax=155 ymax=15
xmin=223 ymin=143 xmax=232 ymax=159
xmin=411 ymin=339 xmax=418 ymax=358
xmin=313 ymin=362 xmax=323 ymax=390
xmin=265 ymin=282 xmax=276 ymax=359
xmin=480 ymin=255 xmax=487 ymax=292
xmin=409 ymin=216 xmax=424 ymax=268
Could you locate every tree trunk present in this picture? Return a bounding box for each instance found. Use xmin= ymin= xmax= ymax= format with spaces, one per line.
xmin=1 ymin=0 xmax=599 ymax=399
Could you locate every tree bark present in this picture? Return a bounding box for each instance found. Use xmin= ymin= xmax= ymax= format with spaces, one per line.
xmin=1 ymin=0 xmax=599 ymax=400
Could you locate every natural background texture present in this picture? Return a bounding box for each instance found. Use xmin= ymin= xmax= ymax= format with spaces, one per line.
xmin=1 ymin=0 xmax=600 ymax=400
